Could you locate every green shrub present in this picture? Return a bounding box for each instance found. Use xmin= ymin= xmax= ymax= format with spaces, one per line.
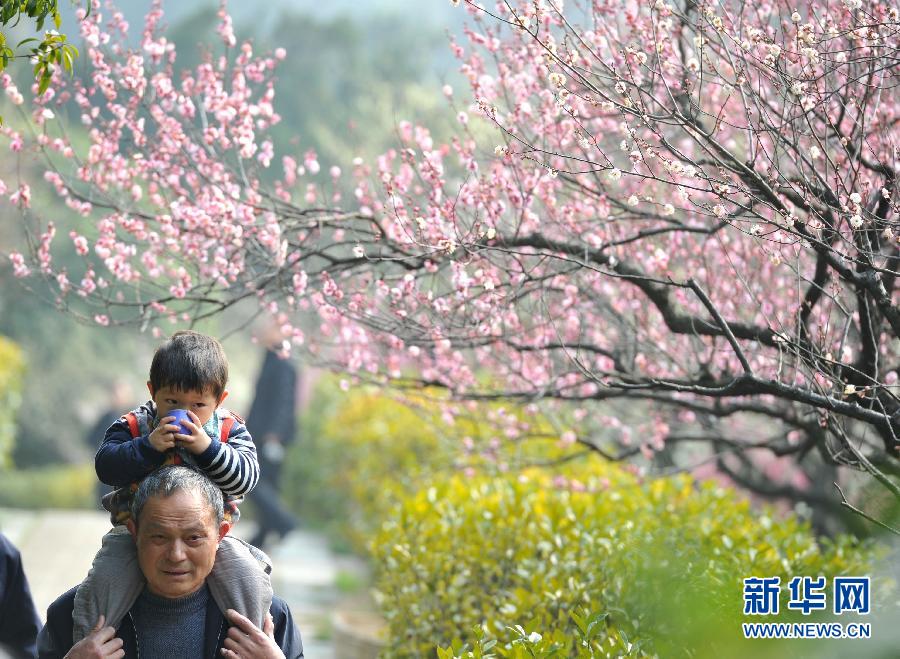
xmin=0 ymin=335 xmax=25 ymax=468
xmin=372 ymin=463 xmax=882 ymax=658
xmin=285 ymin=380 xmax=450 ymax=551
xmin=285 ymin=378 xmax=579 ymax=552
xmin=0 ymin=463 xmax=95 ymax=509
xmin=285 ymin=382 xmax=889 ymax=656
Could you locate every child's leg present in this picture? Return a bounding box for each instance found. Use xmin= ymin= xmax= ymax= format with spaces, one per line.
xmin=73 ymin=527 xmax=145 ymax=642
xmin=207 ymin=536 xmax=274 ymax=629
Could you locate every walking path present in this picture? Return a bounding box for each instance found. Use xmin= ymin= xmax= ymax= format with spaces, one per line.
xmin=0 ymin=507 xmax=380 ymax=658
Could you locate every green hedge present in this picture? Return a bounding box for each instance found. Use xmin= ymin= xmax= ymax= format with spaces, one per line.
xmin=285 ymin=381 xmax=886 ymax=656
xmin=285 ymin=379 xmax=575 ymax=552
xmin=372 ymin=465 xmax=882 ymax=658
xmin=285 ymin=381 xmax=448 ymax=551
xmin=0 ymin=463 xmax=95 ymax=509
xmin=0 ymin=336 xmax=25 ymax=468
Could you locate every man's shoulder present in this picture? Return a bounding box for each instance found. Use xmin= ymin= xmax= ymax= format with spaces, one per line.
xmin=46 ymin=585 xmax=78 ymax=621
xmin=270 ymin=594 xmax=290 ymax=616
xmin=268 ymin=594 xmax=304 ymax=657
xmin=40 ymin=586 xmax=78 ymax=654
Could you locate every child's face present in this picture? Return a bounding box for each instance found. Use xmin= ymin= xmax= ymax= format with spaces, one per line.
xmin=148 ymin=383 xmax=226 ymax=427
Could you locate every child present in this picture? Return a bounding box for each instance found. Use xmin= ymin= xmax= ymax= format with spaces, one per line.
xmin=73 ymin=330 xmax=272 ymax=641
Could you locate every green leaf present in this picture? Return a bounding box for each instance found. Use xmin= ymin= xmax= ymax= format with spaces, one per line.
xmin=37 ymin=69 xmax=51 ymax=94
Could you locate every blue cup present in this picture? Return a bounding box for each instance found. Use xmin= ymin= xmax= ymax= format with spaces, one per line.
xmin=167 ymin=409 xmax=192 ymax=435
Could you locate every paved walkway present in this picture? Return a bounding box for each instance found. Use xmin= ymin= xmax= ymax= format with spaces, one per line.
xmin=0 ymin=507 xmax=378 ymax=658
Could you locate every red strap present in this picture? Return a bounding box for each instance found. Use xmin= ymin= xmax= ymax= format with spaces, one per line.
xmin=220 ymin=416 xmax=235 ymax=443
xmin=125 ymin=412 xmax=139 ymax=438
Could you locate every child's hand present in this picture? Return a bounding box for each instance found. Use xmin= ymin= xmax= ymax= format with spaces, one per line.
xmin=174 ymin=410 xmax=212 ymax=455
xmin=148 ymin=418 xmax=180 ymax=453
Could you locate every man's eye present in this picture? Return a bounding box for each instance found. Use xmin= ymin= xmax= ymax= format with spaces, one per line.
xmin=194 ymin=403 xmax=206 ymax=409
xmin=166 ymin=400 xmax=178 ymax=405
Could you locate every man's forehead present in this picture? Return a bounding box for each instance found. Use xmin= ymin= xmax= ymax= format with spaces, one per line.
xmin=139 ymin=491 xmax=217 ymax=527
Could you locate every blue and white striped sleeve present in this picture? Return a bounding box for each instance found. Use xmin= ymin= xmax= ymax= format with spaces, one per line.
xmin=193 ymin=420 xmax=260 ymax=496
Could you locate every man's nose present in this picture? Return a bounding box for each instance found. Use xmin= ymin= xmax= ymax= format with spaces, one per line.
xmin=167 ymin=539 xmax=187 ymax=561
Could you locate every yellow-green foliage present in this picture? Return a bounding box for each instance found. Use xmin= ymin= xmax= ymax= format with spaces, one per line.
xmin=284 ymin=379 xmax=580 ymax=552
xmin=285 ymin=381 xmax=885 ymax=656
xmin=0 ymin=335 xmax=25 ymax=468
xmin=286 ymin=381 xmax=452 ymax=551
xmin=372 ymin=462 xmax=879 ymax=658
xmin=0 ymin=463 xmax=94 ymax=508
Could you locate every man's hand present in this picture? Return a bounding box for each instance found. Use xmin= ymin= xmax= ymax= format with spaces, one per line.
xmin=220 ymin=609 xmax=284 ymax=659
xmin=174 ymin=410 xmax=212 ymax=455
xmin=148 ymin=418 xmax=179 ymax=453
xmin=64 ymin=616 xmax=124 ymax=659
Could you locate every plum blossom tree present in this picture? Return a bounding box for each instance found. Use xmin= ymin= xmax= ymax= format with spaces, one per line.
xmin=3 ymin=0 xmax=899 ymax=531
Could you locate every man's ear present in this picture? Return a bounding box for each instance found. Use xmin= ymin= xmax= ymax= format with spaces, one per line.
xmin=146 ymin=380 xmax=155 ymax=398
xmin=126 ymin=518 xmax=137 ymax=540
xmin=217 ymin=389 xmax=229 ymax=407
xmin=218 ymin=520 xmax=232 ymax=542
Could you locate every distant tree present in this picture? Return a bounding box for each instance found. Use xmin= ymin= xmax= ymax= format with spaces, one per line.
xmin=4 ymin=1 xmax=900 ymax=532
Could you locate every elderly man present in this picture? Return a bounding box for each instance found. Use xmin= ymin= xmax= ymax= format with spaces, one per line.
xmin=37 ymin=466 xmax=303 ymax=658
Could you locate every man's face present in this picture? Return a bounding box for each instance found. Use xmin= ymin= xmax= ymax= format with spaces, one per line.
xmin=149 ymin=384 xmax=225 ymax=427
xmin=127 ymin=489 xmax=230 ymax=599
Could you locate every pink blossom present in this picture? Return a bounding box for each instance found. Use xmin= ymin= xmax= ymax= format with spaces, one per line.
xmin=9 ymin=184 xmax=31 ymax=208
xmin=8 ymin=252 xmax=29 ymax=278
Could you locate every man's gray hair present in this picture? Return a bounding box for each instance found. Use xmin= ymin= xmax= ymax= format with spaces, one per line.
xmin=131 ymin=465 xmax=224 ymax=526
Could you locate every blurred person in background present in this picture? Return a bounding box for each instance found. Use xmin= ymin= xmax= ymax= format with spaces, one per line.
xmin=246 ymin=321 xmax=298 ymax=550
xmin=83 ymin=379 xmax=134 ymax=503
xmin=0 ymin=532 xmax=41 ymax=659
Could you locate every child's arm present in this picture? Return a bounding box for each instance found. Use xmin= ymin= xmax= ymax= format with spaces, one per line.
xmin=94 ymin=416 xmax=178 ymax=486
xmin=188 ymin=416 xmax=260 ymax=496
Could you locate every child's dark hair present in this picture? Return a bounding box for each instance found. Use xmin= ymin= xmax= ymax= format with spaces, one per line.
xmin=149 ymin=331 xmax=228 ymax=398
